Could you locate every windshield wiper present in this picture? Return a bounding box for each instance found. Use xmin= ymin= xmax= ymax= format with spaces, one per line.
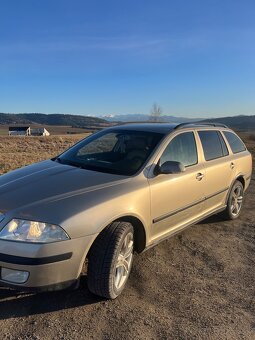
xmin=54 ymin=157 xmax=83 ymax=169
xmin=54 ymin=157 xmax=63 ymax=163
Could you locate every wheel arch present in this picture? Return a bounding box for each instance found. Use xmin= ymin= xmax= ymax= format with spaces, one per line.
xmin=86 ymin=215 xmax=147 ymax=259
xmin=235 ymin=175 xmax=245 ymax=188
xmin=116 ymin=215 xmax=147 ymax=253
xmin=225 ymin=174 xmax=245 ymax=204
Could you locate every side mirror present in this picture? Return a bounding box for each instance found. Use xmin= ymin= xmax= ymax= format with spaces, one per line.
xmin=156 ymin=161 xmax=185 ymax=175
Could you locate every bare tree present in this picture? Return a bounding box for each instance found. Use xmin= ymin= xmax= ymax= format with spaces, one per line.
xmin=150 ymin=103 xmax=163 ymax=122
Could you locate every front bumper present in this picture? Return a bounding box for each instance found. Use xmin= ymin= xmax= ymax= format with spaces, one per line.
xmin=0 ymin=234 xmax=97 ymax=290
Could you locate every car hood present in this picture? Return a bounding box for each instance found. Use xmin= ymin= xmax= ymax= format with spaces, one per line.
xmin=0 ymin=160 xmax=129 ymax=213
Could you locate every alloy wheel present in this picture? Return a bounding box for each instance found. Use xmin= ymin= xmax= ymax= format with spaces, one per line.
xmin=114 ymin=232 xmax=134 ymax=290
xmin=230 ymin=185 xmax=243 ymax=217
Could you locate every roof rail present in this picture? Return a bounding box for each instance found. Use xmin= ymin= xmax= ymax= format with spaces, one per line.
xmin=174 ymin=122 xmax=228 ymax=130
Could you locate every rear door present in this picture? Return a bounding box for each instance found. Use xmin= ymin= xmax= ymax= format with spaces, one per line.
xmin=196 ymin=130 xmax=234 ymax=213
xmin=222 ymin=131 xmax=252 ymax=190
xmin=148 ymin=131 xmax=206 ymax=242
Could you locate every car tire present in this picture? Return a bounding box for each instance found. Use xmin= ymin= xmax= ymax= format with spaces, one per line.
xmin=223 ymin=180 xmax=244 ymax=220
xmin=87 ymin=221 xmax=134 ymax=299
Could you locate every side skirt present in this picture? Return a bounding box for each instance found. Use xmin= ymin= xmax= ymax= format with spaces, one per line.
xmin=143 ymin=205 xmax=226 ymax=252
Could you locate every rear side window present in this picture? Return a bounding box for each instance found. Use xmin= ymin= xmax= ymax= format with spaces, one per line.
xmin=223 ymin=131 xmax=246 ymax=154
xmin=160 ymin=132 xmax=198 ymax=167
xmin=198 ymin=131 xmax=228 ymax=161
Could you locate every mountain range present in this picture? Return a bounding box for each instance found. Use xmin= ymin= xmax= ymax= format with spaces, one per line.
xmin=101 ymin=114 xmax=197 ymax=123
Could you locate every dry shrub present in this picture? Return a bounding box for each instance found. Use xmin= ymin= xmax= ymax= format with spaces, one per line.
xmin=248 ymin=134 xmax=255 ymax=141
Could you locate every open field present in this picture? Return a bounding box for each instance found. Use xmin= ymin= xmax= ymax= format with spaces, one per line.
xmin=0 ymin=134 xmax=87 ymax=175
xmin=0 ymin=133 xmax=254 ymax=339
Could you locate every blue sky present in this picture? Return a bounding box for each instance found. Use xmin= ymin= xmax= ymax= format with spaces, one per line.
xmin=0 ymin=0 xmax=255 ymax=118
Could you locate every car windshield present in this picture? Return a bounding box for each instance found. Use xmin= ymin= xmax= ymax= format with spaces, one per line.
xmin=56 ymin=129 xmax=164 ymax=176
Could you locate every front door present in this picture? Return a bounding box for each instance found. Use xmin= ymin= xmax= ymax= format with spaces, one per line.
xmin=148 ymin=131 xmax=205 ymax=243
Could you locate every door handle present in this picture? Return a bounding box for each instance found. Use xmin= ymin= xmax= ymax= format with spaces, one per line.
xmin=196 ymin=173 xmax=204 ymax=181
xmin=230 ymin=162 xmax=235 ymax=169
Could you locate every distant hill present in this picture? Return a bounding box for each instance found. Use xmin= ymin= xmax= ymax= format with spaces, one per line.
xmin=199 ymin=115 xmax=255 ymax=131
xmin=1 ymin=112 xmax=254 ymax=131
xmin=103 ymin=113 xmax=255 ymax=131
xmin=0 ymin=113 xmax=109 ymax=128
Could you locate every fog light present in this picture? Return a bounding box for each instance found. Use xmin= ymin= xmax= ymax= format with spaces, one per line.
xmin=1 ymin=267 xmax=29 ymax=283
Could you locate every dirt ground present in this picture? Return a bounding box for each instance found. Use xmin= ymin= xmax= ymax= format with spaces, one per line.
xmin=0 ymin=134 xmax=254 ymax=340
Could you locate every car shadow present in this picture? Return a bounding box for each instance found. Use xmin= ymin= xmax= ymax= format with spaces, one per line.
xmin=0 ymin=276 xmax=102 ymax=320
xmin=196 ymin=213 xmax=226 ymax=226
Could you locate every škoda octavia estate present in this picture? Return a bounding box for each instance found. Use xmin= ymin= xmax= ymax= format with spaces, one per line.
xmin=0 ymin=123 xmax=252 ymax=298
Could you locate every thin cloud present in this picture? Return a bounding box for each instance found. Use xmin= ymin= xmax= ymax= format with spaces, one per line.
xmin=0 ymin=36 xmax=203 ymax=55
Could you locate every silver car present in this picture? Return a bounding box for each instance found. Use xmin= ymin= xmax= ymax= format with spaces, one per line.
xmin=0 ymin=123 xmax=252 ymax=298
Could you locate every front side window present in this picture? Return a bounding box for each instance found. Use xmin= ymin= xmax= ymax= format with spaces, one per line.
xmin=223 ymin=131 xmax=246 ymax=154
xmin=198 ymin=130 xmax=228 ymax=161
xmin=56 ymin=129 xmax=164 ymax=176
xmin=160 ymin=132 xmax=198 ymax=167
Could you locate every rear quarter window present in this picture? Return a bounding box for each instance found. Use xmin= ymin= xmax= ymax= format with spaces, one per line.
xmin=223 ymin=131 xmax=246 ymax=154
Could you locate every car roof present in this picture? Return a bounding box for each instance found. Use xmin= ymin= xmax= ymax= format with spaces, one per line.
xmin=108 ymin=123 xmax=178 ymax=134
xmin=107 ymin=122 xmax=229 ymax=135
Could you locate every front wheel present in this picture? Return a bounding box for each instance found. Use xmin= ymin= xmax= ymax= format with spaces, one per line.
xmin=223 ymin=181 xmax=244 ymax=220
xmin=87 ymin=221 xmax=134 ymax=299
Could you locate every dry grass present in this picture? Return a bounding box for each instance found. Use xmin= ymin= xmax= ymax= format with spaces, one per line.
xmin=0 ymin=135 xmax=88 ymax=175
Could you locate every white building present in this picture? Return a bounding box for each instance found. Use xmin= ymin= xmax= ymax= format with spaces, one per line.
xmin=9 ymin=126 xmax=50 ymax=136
xmin=9 ymin=126 xmax=31 ymax=136
xmin=30 ymin=128 xmax=50 ymax=136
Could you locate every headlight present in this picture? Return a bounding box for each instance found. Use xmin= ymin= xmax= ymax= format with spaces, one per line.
xmin=0 ymin=219 xmax=70 ymax=243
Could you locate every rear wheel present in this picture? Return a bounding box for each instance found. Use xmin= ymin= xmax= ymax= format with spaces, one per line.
xmin=87 ymin=221 xmax=134 ymax=299
xmin=223 ymin=181 xmax=244 ymax=220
